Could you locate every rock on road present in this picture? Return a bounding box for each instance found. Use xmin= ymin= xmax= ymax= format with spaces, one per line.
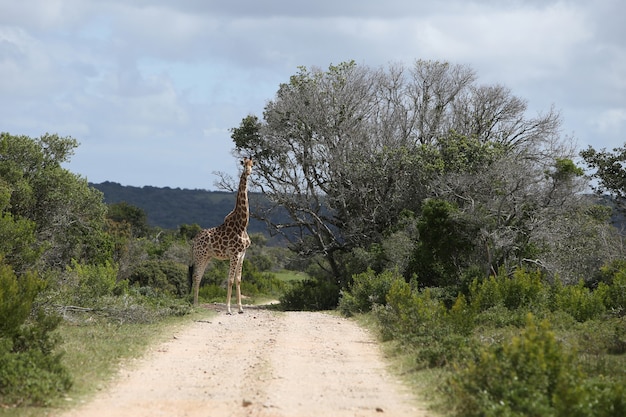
xmin=58 ymin=305 xmax=431 ymax=417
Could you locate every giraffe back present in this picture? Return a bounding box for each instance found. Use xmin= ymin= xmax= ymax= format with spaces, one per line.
xmin=192 ymin=224 xmax=251 ymax=264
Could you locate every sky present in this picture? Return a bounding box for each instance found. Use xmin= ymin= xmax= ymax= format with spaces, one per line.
xmin=1 ymin=0 xmax=624 ymax=190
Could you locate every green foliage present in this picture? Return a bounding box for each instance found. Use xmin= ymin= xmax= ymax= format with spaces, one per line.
xmin=469 ymin=268 xmax=547 ymax=313
xmin=408 ymin=199 xmax=475 ymax=287
xmin=128 ymin=260 xmax=188 ymax=297
xmin=373 ymin=279 xmax=474 ymax=367
xmin=554 ymin=280 xmax=607 ymax=322
xmin=597 ymin=261 xmax=626 ymax=313
xmin=0 ymin=133 xmax=111 ymax=269
xmin=179 ymin=223 xmax=202 ymax=240
xmin=580 ymin=144 xmax=626 ymax=202
xmin=550 ymin=158 xmax=584 ymax=181
xmin=0 ymin=263 xmax=42 ymax=337
xmin=448 ymin=315 xmax=583 ymax=417
xmin=231 ymin=114 xmax=263 ymax=156
xmin=241 ymin=261 xmax=286 ymax=296
xmin=338 ymin=269 xmax=404 ymax=316
xmin=0 ymin=262 xmax=71 ymax=407
xmin=0 ymin=209 xmax=40 ymax=273
xmin=437 ymin=132 xmax=505 ymax=174
xmin=61 ymin=260 xmax=119 ymax=305
xmin=197 ymin=284 xmax=227 ymax=302
xmin=107 ymin=201 xmax=150 ymax=237
xmin=279 ymin=279 xmax=339 ymax=311
xmin=359 ymin=262 xmax=626 ymax=417
xmin=446 ymin=294 xmax=475 ymax=336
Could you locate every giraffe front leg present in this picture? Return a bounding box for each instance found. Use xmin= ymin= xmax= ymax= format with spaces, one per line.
xmin=235 ymin=277 xmax=243 ymax=314
xmin=226 ymin=257 xmax=236 ymax=315
xmin=235 ymin=252 xmax=246 ymax=314
xmin=226 ymin=278 xmax=233 ymax=315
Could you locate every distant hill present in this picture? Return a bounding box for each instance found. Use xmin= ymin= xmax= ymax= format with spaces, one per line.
xmin=90 ymin=181 xmax=275 ymax=236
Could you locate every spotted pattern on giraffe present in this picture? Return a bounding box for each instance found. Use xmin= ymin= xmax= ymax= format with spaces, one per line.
xmin=189 ymin=157 xmax=253 ymax=314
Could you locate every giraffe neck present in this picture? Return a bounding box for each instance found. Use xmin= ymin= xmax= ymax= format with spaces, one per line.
xmin=228 ymin=169 xmax=250 ymax=230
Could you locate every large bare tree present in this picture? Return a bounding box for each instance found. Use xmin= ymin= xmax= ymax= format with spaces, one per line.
xmin=232 ymin=60 xmax=617 ymax=285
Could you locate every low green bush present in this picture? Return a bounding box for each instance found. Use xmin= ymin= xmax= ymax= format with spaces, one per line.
xmin=374 ymin=279 xmax=475 ymax=367
xmin=361 ymin=263 xmax=626 ymax=417
xmin=279 ymin=279 xmax=339 ymax=311
xmin=602 ymin=265 xmax=626 ymax=314
xmin=197 ymin=284 xmax=227 ymax=302
xmin=129 ymin=259 xmax=188 ymax=297
xmin=338 ymin=268 xmax=404 ymax=316
xmin=554 ymin=280 xmax=607 ymax=322
xmin=0 ymin=262 xmax=72 ymax=407
xmin=469 ymin=268 xmax=547 ymax=313
xmin=448 ymin=314 xmax=582 ymax=417
xmin=57 ymin=260 xmax=121 ymax=306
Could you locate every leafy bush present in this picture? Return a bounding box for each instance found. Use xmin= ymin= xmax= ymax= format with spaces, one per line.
xmin=0 ymin=262 xmax=72 ymax=406
xmin=448 ymin=314 xmax=582 ymax=417
xmin=128 ymin=260 xmax=188 ymax=297
xmin=446 ymin=294 xmax=475 ymax=336
xmin=469 ymin=268 xmax=547 ymax=313
xmin=50 ymin=260 xmax=125 ymax=308
xmin=279 ymin=279 xmax=339 ymax=311
xmin=198 ymin=284 xmax=227 ymax=302
xmin=601 ymin=264 xmax=626 ymax=314
xmin=242 ymin=261 xmax=286 ymax=296
xmin=338 ymin=268 xmax=404 ymax=316
xmin=407 ymin=199 xmax=475 ymax=288
xmin=374 ymin=280 xmax=474 ymax=367
xmin=554 ymin=280 xmax=607 ymax=322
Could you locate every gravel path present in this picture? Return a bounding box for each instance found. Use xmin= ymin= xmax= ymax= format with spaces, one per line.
xmin=58 ymin=304 xmax=431 ymax=417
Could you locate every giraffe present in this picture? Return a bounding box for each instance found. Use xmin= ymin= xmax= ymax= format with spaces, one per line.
xmin=189 ymin=157 xmax=253 ymax=314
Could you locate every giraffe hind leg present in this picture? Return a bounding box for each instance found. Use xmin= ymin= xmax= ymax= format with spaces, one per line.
xmin=190 ymin=262 xmax=207 ymax=306
xmin=188 ymin=264 xmax=194 ymax=295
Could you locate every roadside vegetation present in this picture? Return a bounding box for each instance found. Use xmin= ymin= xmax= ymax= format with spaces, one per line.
xmin=340 ymin=267 xmax=626 ymax=416
xmin=0 ymin=133 xmax=294 ymax=413
xmin=2 ymin=58 xmax=626 ymax=416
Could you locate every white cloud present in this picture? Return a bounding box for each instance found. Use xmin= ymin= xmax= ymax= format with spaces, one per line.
xmin=596 ymin=108 xmax=626 ymax=134
xmin=0 ymin=0 xmax=624 ymax=188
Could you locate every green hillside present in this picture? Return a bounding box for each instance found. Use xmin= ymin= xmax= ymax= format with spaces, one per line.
xmin=91 ymin=181 xmax=271 ymax=235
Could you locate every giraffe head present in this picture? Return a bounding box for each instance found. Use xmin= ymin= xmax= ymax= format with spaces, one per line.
xmin=241 ymin=157 xmax=254 ymax=176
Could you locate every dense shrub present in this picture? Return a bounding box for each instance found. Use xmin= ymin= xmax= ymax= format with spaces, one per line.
xmin=338 ymin=268 xmax=403 ymax=316
xmin=242 ymin=261 xmax=286 ymax=296
xmin=600 ymin=264 xmax=626 ymax=314
xmin=469 ymin=268 xmax=547 ymax=313
xmin=279 ymin=279 xmax=339 ymax=311
xmin=554 ymin=280 xmax=607 ymax=322
xmin=374 ymin=279 xmax=474 ymax=367
xmin=0 ymin=262 xmax=71 ymax=406
xmin=128 ymin=260 xmax=188 ymax=297
xmin=52 ymin=260 xmax=121 ymax=307
xmin=448 ymin=315 xmax=583 ymax=417
xmin=197 ymin=284 xmax=227 ymax=302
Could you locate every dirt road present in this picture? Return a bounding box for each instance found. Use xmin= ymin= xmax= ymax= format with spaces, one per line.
xmin=58 ymin=305 xmax=431 ymax=417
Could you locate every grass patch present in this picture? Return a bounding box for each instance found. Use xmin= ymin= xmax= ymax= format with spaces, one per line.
xmin=273 ymin=270 xmax=309 ymax=283
xmin=0 ymin=308 xmax=215 ymax=417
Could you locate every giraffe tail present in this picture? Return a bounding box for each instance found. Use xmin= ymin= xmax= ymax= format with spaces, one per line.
xmin=188 ymin=263 xmax=194 ymax=294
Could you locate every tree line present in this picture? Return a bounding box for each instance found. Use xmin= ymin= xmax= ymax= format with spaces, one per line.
xmin=91 ymin=181 xmax=289 ymax=242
